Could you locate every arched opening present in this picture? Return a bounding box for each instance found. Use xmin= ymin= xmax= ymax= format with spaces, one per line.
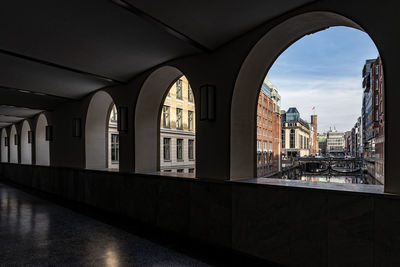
xmin=135 ymin=66 xmax=190 ymax=173
xmin=1 ymin=128 xmax=8 ymax=162
xmin=85 ymin=91 xmax=116 ymax=170
xmin=160 ymin=76 xmax=196 ymax=174
xmin=21 ymin=120 xmax=32 ymax=164
xmin=9 ymin=125 xmax=18 ymax=163
xmin=108 ymin=104 xmax=119 ymax=170
xmin=35 ymin=113 xmax=50 ymax=166
xmin=231 ymin=12 xmax=382 ymax=182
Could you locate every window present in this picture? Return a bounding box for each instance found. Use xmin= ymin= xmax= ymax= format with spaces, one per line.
xmin=263 ymin=141 xmax=267 ymax=152
xmin=163 ymin=138 xmax=170 ymax=160
xmin=375 ymin=79 xmax=379 ymax=90
xmin=376 ymin=110 xmax=378 ymax=121
xmin=188 ymin=168 xmax=194 ymax=173
xmin=188 ymin=139 xmax=194 ymax=160
xmin=176 ymin=79 xmax=182 ymax=100
xmin=188 ymin=110 xmax=194 ymax=131
xmin=376 ymin=65 xmax=379 ymax=75
xmin=257 ymin=140 xmax=261 ymax=151
xmin=110 ymin=105 xmax=117 ymax=122
xmin=290 ymin=129 xmax=295 ymax=148
xmin=282 ymin=130 xmax=285 ymax=148
xmin=188 ymin=85 xmax=194 ymax=102
xmin=164 ymin=169 xmax=172 ymax=172
xmin=176 ymin=108 xmax=183 ymax=129
xmin=177 ymin=169 xmax=184 ymax=173
xmin=111 ymin=134 xmax=119 ymax=162
xmin=177 ymin=139 xmax=183 ymax=160
xmin=162 ymin=106 xmax=170 ymax=128
xmin=376 ymin=94 xmax=378 ymax=105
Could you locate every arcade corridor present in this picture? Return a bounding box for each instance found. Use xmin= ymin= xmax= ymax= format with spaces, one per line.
xmin=0 ymin=183 xmax=211 ymax=266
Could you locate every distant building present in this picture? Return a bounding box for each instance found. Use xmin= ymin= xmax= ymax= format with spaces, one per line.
xmin=372 ymin=57 xmax=385 ymax=183
xmin=160 ymin=76 xmax=196 ymax=174
xmin=256 ymin=77 xmax=281 ymax=177
xmin=345 ymin=131 xmax=352 ymax=154
xmin=281 ymin=107 xmax=314 ymax=158
xmin=310 ymin=115 xmax=318 ymax=155
xmin=350 ymin=116 xmax=362 ymax=158
xmin=362 ymin=57 xmax=385 ymax=183
xmin=318 ymin=133 xmax=327 ymax=155
xmin=326 ymin=129 xmax=346 ymax=156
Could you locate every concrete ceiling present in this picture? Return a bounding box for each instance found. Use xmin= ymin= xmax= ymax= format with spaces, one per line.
xmin=0 ymin=0 xmax=315 ymax=127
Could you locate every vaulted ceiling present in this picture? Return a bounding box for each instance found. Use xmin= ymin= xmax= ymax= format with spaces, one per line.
xmin=0 ymin=0 xmax=315 ymax=127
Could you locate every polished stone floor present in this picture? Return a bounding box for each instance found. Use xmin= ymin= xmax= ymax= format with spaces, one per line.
xmin=0 ymin=183 xmax=213 ymax=266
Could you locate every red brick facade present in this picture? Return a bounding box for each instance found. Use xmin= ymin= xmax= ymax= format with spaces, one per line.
xmin=256 ymin=91 xmax=281 ymax=177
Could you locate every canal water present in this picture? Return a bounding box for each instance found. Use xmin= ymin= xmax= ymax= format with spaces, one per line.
xmin=293 ymin=174 xmax=380 ymax=185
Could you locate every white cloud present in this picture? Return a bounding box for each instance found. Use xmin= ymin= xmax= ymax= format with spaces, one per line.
xmin=269 ymin=76 xmax=363 ymax=133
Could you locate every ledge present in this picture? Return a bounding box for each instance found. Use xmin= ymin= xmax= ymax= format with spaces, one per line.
xmin=233 ymin=177 xmax=386 ymax=196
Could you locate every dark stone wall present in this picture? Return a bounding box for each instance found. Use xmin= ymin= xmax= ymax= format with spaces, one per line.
xmin=1 ymin=163 xmax=400 ymax=266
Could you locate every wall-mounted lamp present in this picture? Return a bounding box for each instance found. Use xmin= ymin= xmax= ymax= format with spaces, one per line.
xmin=73 ymin=118 xmax=82 ymax=137
xmin=45 ymin=125 xmax=53 ymax=141
xmin=117 ymin=106 xmax=128 ymax=132
xmin=28 ymin=131 xmax=33 ymax=144
xmin=200 ymin=85 xmax=216 ymax=121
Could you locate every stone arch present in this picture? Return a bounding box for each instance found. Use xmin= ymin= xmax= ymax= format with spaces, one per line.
xmin=9 ymin=125 xmax=18 ymax=163
xmin=0 ymin=128 xmax=8 ymax=162
xmin=135 ymin=66 xmax=185 ymax=173
xmin=21 ymin=120 xmax=32 ymax=164
xmin=36 ymin=113 xmax=50 ymax=166
xmin=230 ymin=11 xmax=372 ymax=179
xmin=85 ymin=90 xmax=115 ymax=169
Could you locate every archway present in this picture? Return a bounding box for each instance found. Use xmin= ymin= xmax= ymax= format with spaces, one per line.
xmin=231 ymin=12 xmax=367 ymax=180
xmin=9 ymin=125 xmax=18 ymax=163
xmin=135 ymin=66 xmax=184 ymax=173
xmin=159 ymin=75 xmax=196 ymax=174
xmin=85 ymin=91 xmax=115 ymax=170
xmin=35 ymin=113 xmax=50 ymax=166
xmin=0 ymin=128 xmax=8 ymax=162
xmin=21 ymin=120 xmax=32 ymax=164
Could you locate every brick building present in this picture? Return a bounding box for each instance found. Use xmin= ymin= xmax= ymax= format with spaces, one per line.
xmin=256 ymin=77 xmax=281 ymax=177
xmin=372 ymin=57 xmax=385 ymax=183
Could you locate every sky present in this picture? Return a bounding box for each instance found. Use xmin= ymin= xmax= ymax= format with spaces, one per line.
xmin=267 ymin=26 xmax=379 ymax=133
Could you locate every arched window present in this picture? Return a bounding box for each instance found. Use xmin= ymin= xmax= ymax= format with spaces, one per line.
xmin=108 ymin=104 xmax=119 ymax=170
xmin=35 ymin=113 xmax=50 ymax=166
xmin=9 ymin=125 xmax=18 ymax=163
xmin=85 ymin=91 xmax=116 ymax=170
xmin=0 ymin=128 xmax=8 ymax=162
xmin=232 ymin=12 xmax=384 ymax=186
xmin=21 ymin=120 xmax=32 ymax=164
xmin=135 ymin=66 xmax=196 ymax=175
xmin=160 ymin=76 xmax=196 ymax=174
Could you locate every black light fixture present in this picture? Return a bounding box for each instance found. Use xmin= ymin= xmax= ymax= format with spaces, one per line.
xmin=45 ymin=125 xmax=53 ymax=141
xmin=14 ymin=134 xmax=19 ymax=146
xmin=200 ymin=85 xmax=216 ymax=121
xmin=28 ymin=131 xmax=33 ymax=144
xmin=117 ymin=106 xmax=128 ymax=132
xmin=73 ymin=118 xmax=82 ymax=137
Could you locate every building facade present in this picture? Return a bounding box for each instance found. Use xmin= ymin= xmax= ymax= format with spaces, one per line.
xmin=281 ymin=107 xmax=312 ymax=158
xmin=326 ymin=129 xmax=345 ymax=156
xmin=160 ymin=76 xmax=196 ymax=174
xmin=362 ymin=57 xmax=385 ymax=183
xmin=318 ymin=133 xmax=327 ymax=155
xmin=256 ymin=77 xmax=281 ymax=177
xmin=372 ymin=57 xmax=385 ymax=183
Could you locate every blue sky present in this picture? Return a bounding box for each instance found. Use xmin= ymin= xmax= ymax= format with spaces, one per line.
xmin=267 ymin=26 xmax=379 ymax=133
